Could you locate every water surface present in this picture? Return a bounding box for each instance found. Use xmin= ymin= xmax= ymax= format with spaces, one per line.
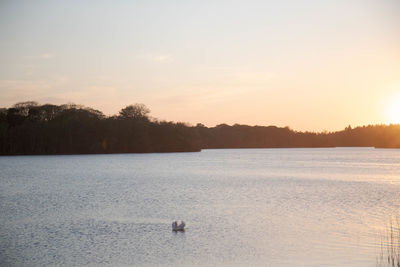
xmin=1 ymin=148 xmax=400 ymax=266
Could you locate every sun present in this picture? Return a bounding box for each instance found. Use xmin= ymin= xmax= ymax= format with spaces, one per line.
xmin=385 ymin=93 xmax=400 ymax=124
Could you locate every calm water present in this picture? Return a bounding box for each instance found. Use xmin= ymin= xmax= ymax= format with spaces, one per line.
xmin=1 ymin=148 xmax=400 ymax=266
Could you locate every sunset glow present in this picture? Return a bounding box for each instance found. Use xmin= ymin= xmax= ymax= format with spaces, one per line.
xmin=0 ymin=1 xmax=399 ymax=131
xmin=386 ymin=92 xmax=400 ymax=124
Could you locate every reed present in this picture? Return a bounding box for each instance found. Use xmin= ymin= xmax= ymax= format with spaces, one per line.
xmin=377 ymin=218 xmax=400 ymax=267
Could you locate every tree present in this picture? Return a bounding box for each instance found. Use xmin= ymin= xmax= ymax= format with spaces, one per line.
xmin=12 ymin=101 xmax=39 ymax=116
xmin=119 ymin=104 xmax=150 ymax=120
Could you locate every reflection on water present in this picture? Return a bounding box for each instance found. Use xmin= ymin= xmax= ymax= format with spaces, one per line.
xmin=1 ymin=148 xmax=400 ymax=266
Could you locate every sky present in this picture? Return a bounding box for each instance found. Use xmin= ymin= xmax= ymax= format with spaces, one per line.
xmin=0 ymin=0 xmax=399 ymax=131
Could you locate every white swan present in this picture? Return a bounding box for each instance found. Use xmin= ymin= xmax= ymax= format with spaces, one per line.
xmin=172 ymin=220 xmax=185 ymax=231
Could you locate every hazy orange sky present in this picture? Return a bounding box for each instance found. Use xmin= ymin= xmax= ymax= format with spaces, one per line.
xmin=0 ymin=0 xmax=399 ymax=131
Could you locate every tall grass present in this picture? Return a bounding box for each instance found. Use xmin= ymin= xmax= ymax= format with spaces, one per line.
xmin=377 ymin=218 xmax=400 ymax=267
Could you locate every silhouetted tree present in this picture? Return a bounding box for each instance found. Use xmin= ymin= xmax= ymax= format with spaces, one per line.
xmin=119 ymin=104 xmax=150 ymax=120
xmin=12 ymin=101 xmax=39 ymax=116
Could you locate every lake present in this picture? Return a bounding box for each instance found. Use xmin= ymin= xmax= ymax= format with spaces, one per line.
xmin=1 ymin=148 xmax=400 ymax=266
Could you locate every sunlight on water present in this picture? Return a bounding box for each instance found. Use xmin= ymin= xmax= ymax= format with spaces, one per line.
xmin=1 ymin=148 xmax=400 ymax=266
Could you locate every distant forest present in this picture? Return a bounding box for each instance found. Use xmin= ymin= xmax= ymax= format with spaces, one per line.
xmin=1 ymin=101 xmax=400 ymax=155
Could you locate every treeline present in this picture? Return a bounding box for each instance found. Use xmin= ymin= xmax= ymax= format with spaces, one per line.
xmin=197 ymin=123 xmax=400 ymax=149
xmin=0 ymin=101 xmax=399 ymax=155
xmin=0 ymin=102 xmax=201 ymax=154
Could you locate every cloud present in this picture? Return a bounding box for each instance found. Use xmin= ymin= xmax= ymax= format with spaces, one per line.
xmin=25 ymin=53 xmax=54 ymax=60
xmin=136 ymin=53 xmax=173 ymax=62
xmin=202 ymin=65 xmax=276 ymax=87
xmin=0 ymin=76 xmax=68 ymax=107
xmin=39 ymin=53 xmax=53 ymax=59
